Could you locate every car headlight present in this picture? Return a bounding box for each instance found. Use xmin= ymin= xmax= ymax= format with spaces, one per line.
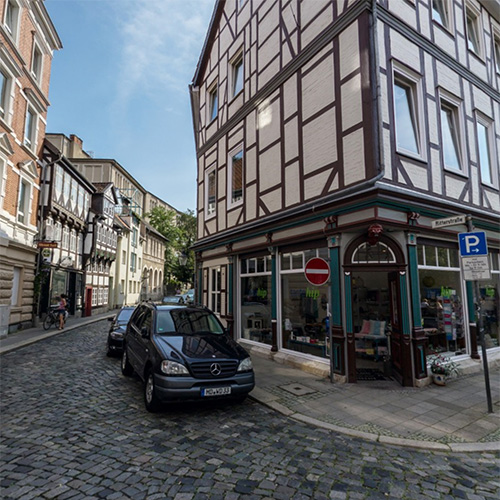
xmin=161 ymin=360 xmax=189 ymax=376
xmin=237 ymin=357 xmax=253 ymax=372
xmin=110 ymin=331 xmax=123 ymax=339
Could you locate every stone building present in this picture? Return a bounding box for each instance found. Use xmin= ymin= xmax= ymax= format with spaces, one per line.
xmin=0 ymin=0 xmax=61 ymax=333
xmin=190 ymin=0 xmax=499 ymax=386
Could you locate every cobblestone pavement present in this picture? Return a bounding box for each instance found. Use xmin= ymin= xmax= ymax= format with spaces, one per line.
xmin=1 ymin=321 xmax=499 ymax=500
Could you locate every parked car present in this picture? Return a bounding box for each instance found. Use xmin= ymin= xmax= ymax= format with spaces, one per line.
xmin=162 ymin=295 xmax=184 ymax=305
xmin=107 ymin=306 xmax=136 ymax=356
xmin=121 ymin=302 xmax=255 ymax=412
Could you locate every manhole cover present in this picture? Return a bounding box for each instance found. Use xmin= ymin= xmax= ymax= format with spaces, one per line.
xmin=281 ymin=383 xmax=316 ymax=396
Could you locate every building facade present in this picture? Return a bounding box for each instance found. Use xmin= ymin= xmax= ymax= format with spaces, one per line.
xmin=0 ymin=0 xmax=61 ymax=332
xmin=142 ymin=222 xmax=167 ymax=302
xmin=190 ymin=0 xmax=500 ymax=386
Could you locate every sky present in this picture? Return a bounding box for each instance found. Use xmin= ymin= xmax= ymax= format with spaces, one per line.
xmin=44 ymin=0 xmax=216 ymax=213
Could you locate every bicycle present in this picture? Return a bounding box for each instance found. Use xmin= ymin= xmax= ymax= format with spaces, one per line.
xmin=43 ymin=306 xmax=67 ymax=330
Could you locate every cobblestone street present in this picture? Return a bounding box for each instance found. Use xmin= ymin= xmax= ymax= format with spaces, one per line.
xmin=1 ymin=320 xmax=499 ymax=499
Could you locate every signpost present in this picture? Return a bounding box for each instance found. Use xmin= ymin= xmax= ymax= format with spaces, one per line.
xmin=459 ymin=223 xmax=493 ymax=413
xmin=304 ymin=257 xmax=330 ymax=286
xmin=431 ymin=214 xmax=466 ymax=229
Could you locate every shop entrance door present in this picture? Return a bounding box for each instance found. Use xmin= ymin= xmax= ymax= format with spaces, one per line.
xmin=388 ymin=272 xmax=404 ymax=384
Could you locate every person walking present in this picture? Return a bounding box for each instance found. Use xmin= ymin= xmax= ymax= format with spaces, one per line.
xmin=56 ymin=295 xmax=67 ymax=330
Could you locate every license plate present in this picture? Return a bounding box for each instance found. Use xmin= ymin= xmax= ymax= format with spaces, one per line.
xmin=202 ymin=387 xmax=231 ymax=397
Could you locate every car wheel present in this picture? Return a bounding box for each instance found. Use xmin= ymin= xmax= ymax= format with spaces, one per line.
xmin=121 ymin=348 xmax=133 ymax=376
xmin=144 ymin=369 xmax=161 ymax=413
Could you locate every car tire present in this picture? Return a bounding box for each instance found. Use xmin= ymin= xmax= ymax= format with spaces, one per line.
xmin=144 ymin=369 xmax=161 ymax=413
xmin=121 ymin=348 xmax=134 ymax=376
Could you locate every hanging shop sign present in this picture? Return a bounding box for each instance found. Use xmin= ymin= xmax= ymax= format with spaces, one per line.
xmin=37 ymin=241 xmax=58 ymax=249
xmin=304 ymin=257 xmax=330 ymax=286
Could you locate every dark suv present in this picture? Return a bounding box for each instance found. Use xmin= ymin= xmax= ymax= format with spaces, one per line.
xmin=121 ymin=302 xmax=255 ymax=412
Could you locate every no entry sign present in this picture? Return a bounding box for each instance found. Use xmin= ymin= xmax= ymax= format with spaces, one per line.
xmin=304 ymin=257 xmax=330 ymax=286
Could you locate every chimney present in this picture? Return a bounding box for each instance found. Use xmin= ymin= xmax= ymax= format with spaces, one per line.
xmin=68 ymin=134 xmax=89 ymax=159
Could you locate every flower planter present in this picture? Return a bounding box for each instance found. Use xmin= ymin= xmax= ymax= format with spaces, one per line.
xmin=432 ymin=373 xmax=446 ymax=386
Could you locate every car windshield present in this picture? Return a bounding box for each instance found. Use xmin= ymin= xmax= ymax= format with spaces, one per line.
xmin=156 ymin=310 xmax=224 ymax=335
xmin=117 ymin=308 xmax=134 ymax=323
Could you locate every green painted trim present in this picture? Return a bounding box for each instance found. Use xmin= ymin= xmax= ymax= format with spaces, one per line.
xmin=344 ymin=274 xmax=352 ymax=334
xmin=399 ymin=274 xmax=411 ymax=335
xmin=408 ymin=245 xmax=422 ymax=328
xmin=330 ymin=247 xmax=342 ymax=326
xmin=271 ymin=254 xmax=277 ymax=319
xmin=466 ymin=281 xmax=475 ymax=322
xmin=228 ymin=262 xmax=233 ymax=315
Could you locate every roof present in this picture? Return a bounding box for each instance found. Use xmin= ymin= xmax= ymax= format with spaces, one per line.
xmin=93 ymin=182 xmax=114 ymax=194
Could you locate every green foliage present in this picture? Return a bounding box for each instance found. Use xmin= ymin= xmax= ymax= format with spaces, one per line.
xmin=146 ymin=206 xmax=196 ymax=288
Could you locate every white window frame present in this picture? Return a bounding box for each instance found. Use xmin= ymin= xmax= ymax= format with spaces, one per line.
xmin=3 ymin=0 xmax=21 ymax=44
xmin=432 ymin=0 xmax=451 ymax=29
xmin=23 ymin=105 xmax=38 ymax=151
xmin=475 ymin=113 xmax=497 ymax=187
xmin=205 ymin=166 xmax=216 ymax=219
xmin=207 ymin=81 xmax=218 ymax=123
xmin=228 ymin=146 xmax=244 ymax=209
xmin=209 ymin=266 xmax=221 ymax=315
xmin=0 ymin=66 xmax=12 ymax=123
xmin=392 ymin=62 xmax=426 ymax=161
xmin=31 ymin=41 xmax=43 ymax=82
xmin=493 ymin=26 xmax=500 ymax=75
xmin=17 ymin=177 xmax=30 ymax=225
xmin=438 ymin=90 xmax=465 ymax=174
xmin=465 ymin=2 xmax=483 ymax=57
xmin=230 ymin=51 xmax=244 ymax=98
xmin=11 ymin=266 xmax=22 ymax=306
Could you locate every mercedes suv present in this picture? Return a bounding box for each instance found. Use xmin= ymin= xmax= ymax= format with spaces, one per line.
xmin=121 ymin=302 xmax=255 ymax=412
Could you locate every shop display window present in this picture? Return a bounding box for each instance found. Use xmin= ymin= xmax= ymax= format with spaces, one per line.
xmin=240 ymin=257 xmax=272 ymax=345
xmin=281 ymin=249 xmax=329 ymax=359
xmin=479 ymin=276 xmax=499 ymax=350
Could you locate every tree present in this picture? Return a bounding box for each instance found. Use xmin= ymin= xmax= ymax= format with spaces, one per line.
xmin=146 ymin=206 xmax=196 ymax=290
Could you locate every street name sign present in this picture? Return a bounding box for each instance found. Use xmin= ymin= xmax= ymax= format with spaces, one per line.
xmin=304 ymin=257 xmax=330 ymax=286
xmin=431 ymin=215 xmax=466 ymax=229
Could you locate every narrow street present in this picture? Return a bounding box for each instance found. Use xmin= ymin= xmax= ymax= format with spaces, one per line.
xmin=1 ymin=320 xmax=498 ymax=500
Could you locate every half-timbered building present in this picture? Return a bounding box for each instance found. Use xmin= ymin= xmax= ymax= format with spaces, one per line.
xmin=190 ymin=0 xmax=500 ymax=386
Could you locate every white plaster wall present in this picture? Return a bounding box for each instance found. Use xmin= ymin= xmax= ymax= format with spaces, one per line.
xmin=259 ymin=144 xmax=281 ymax=192
xmin=285 ymin=161 xmax=301 ymax=207
xmin=341 ymin=73 xmax=362 ymax=131
xmin=339 ymin=21 xmax=359 ymax=80
xmin=343 ymin=129 xmax=365 ymax=186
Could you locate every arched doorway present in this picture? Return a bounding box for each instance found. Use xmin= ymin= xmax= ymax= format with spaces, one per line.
xmin=344 ymin=234 xmax=411 ymax=385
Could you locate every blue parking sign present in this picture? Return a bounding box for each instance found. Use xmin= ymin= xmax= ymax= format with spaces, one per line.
xmin=458 ymin=232 xmax=488 ymax=257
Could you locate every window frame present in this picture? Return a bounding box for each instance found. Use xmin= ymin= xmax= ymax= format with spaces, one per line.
xmin=432 ymin=0 xmax=450 ymax=29
xmin=438 ymin=90 xmax=465 ymax=174
xmin=0 ymin=66 xmax=12 ymax=122
xmin=17 ymin=177 xmax=30 ymax=225
xmin=31 ymin=41 xmax=43 ymax=82
xmin=207 ymin=80 xmax=218 ymax=123
xmin=493 ymin=27 xmax=500 ymax=75
xmin=4 ymin=0 xmax=21 ymax=43
xmin=392 ymin=62 xmax=426 ymax=161
xmin=465 ymin=2 xmax=483 ymax=57
xmin=230 ymin=51 xmax=244 ymax=98
xmin=475 ymin=113 xmax=497 ymax=187
xmin=209 ymin=266 xmax=221 ymax=315
xmin=227 ymin=146 xmax=244 ymax=209
xmin=23 ymin=105 xmax=37 ymax=151
xmin=205 ymin=165 xmax=216 ymax=219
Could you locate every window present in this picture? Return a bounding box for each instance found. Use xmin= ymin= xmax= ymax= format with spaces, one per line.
xmin=24 ymin=107 xmax=37 ymax=150
xmin=4 ymin=0 xmax=20 ymax=41
xmin=132 ymin=227 xmax=138 ymax=248
xmin=229 ymin=149 xmax=243 ymax=206
xmin=494 ymin=35 xmax=500 ymax=74
xmin=31 ymin=44 xmax=42 ymax=82
xmin=55 ymin=166 xmax=63 ymax=197
xmin=17 ymin=179 xmax=29 ymax=224
xmin=210 ymin=267 xmax=221 ymax=314
xmin=0 ymin=67 xmax=11 ymax=120
xmin=11 ymin=266 xmax=21 ymax=306
xmin=466 ymin=5 xmax=481 ymax=56
xmin=206 ymin=168 xmax=216 ymax=217
xmin=476 ymin=117 xmax=494 ymax=185
xmin=432 ymin=0 xmax=449 ymax=28
xmin=439 ymin=96 xmax=463 ymax=172
xmin=208 ymin=83 xmax=218 ymax=122
xmin=130 ymin=252 xmax=137 ymax=273
xmin=393 ymin=70 xmax=422 ymax=157
xmin=231 ymin=54 xmax=244 ymax=97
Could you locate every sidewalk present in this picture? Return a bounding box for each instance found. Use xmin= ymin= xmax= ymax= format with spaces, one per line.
xmin=1 ymin=314 xmax=499 ymax=452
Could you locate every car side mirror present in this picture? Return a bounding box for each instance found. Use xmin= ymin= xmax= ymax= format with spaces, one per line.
xmin=141 ymin=327 xmax=149 ymax=338
xmin=108 ymin=317 xmax=114 ymax=322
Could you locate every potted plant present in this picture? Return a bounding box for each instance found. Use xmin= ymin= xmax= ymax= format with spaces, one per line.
xmin=428 ymin=354 xmax=460 ymax=385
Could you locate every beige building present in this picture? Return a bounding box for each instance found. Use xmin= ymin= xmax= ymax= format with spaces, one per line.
xmin=190 ymin=0 xmax=499 ymax=387
xmin=0 ymin=0 xmax=61 ymax=333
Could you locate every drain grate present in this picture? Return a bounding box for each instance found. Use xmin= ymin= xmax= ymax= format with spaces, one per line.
xmin=280 ymin=383 xmax=317 ymax=396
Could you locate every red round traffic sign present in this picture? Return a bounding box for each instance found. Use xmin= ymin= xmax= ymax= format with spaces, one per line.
xmin=304 ymin=257 xmax=330 ymax=286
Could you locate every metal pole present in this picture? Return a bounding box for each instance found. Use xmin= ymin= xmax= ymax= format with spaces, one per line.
xmin=466 ymin=216 xmax=493 ymax=413
xmin=327 ymin=286 xmax=334 ymax=383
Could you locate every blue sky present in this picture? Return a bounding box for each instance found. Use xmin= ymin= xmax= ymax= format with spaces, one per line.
xmin=45 ymin=0 xmax=216 ymax=213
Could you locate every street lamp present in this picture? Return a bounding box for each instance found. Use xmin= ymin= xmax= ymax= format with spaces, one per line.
xmin=178 ymin=252 xmax=188 ymax=266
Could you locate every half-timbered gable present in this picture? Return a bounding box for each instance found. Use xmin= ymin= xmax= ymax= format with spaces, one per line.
xmin=191 ymin=0 xmax=500 ymax=389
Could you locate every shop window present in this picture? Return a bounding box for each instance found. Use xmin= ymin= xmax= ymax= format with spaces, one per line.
xmin=280 ymin=250 xmax=330 ymax=359
xmin=240 ymin=257 xmax=272 ymax=345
